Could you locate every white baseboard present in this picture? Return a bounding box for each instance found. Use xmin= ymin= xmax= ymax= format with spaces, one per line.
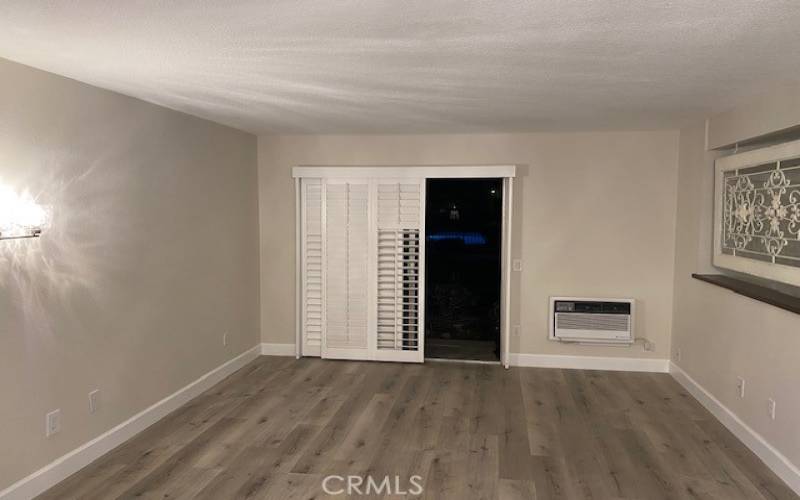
xmin=670 ymin=361 xmax=800 ymax=495
xmin=0 ymin=345 xmax=262 ymax=500
xmin=261 ymin=342 xmax=296 ymax=356
xmin=508 ymin=353 xmax=669 ymax=372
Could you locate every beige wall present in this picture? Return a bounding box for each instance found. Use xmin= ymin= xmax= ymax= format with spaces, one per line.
xmin=0 ymin=59 xmax=260 ymax=489
xmin=259 ymin=131 xmax=679 ymax=360
xmin=671 ymin=121 xmax=800 ymax=468
xmin=708 ymin=83 xmax=800 ymax=149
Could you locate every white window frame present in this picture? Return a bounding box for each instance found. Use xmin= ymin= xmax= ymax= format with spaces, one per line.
xmin=293 ymin=165 xmax=517 ymax=367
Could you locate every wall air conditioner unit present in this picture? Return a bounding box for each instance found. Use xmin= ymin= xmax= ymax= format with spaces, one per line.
xmin=549 ymin=297 xmax=634 ymax=344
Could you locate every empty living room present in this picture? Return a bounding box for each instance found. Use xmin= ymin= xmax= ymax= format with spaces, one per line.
xmin=2 ymin=1 xmax=800 ymax=499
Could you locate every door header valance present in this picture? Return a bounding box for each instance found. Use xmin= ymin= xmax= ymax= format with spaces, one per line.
xmin=292 ymin=165 xmax=516 ymax=179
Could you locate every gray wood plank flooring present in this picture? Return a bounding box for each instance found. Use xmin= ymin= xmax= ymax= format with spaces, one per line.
xmin=38 ymin=357 xmax=798 ymax=499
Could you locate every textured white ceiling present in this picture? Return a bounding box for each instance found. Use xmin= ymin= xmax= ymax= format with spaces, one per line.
xmin=1 ymin=1 xmax=800 ymax=134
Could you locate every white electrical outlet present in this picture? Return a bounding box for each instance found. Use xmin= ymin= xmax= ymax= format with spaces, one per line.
xmin=512 ymin=259 xmax=523 ymax=272
xmin=736 ymin=377 xmax=745 ymax=399
xmin=675 ymin=349 xmax=682 ymax=362
xmin=513 ymin=325 xmax=521 ymax=337
xmin=223 ymin=332 xmax=228 ymax=346
xmin=768 ymin=398 xmax=776 ymax=420
xmin=89 ymin=390 xmax=100 ymax=414
xmin=46 ymin=409 xmax=61 ymax=437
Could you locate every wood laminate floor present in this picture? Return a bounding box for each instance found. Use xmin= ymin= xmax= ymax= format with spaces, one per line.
xmin=39 ymin=357 xmax=797 ymax=500
xmin=425 ymin=338 xmax=499 ymax=362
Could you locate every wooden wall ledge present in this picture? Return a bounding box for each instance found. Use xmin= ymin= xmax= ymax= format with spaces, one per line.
xmin=692 ymin=274 xmax=800 ymax=315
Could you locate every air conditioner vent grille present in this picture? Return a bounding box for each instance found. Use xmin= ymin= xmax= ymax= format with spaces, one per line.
xmin=555 ymin=313 xmax=629 ymax=332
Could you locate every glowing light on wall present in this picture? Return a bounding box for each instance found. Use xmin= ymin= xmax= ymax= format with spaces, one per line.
xmin=0 ymin=183 xmax=48 ymax=240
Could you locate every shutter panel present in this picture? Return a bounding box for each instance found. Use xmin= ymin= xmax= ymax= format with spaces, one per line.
xmin=323 ymin=180 xmax=371 ymax=358
xmin=375 ymin=180 xmax=425 ymax=362
xmin=299 ymin=177 xmax=425 ymax=363
xmin=301 ymin=178 xmax=323 ymax=356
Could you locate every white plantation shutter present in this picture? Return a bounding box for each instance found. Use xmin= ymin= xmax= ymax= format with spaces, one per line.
xmin=323 ymin=180 xmax=371 ymax=359
xmin=296 ymin=166 xmax=513 ymax=365
xmin=300 ymin=179 xmax=323 ymax=356
xmin=375 ymin=180 xmax=425 ymax=362
xmin=298 ymin=176 xmax=425 ymax=363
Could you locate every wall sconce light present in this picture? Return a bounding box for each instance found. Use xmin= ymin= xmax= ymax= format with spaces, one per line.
xmin=0 ymin=183 xmax=48 ymax=240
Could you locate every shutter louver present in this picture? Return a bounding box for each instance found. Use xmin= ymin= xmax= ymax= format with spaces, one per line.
xmin=376 ymin=181 xmax=423 ymax=354
xmin=325 ymin=181 xmax=369 ymax=352
xmin=301 ymin=179 xmax=323 ymax=356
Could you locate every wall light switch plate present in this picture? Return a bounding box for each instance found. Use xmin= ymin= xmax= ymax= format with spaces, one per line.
xmin=736 ymin=377 xmax=745 ymax=399
xmin=512 ymin=259 xmax=523 ymax=272
xmin=46 ymin=409 xmax=61 ymax=437
xmin=513 ymin=325 xmax=521 ymax=337
xmin=89 ymin=390 xmax=100 ymax=414
xmin=223 ymin=332 xmax=228 ymax=346
xmin=768 ymin=398 xmax=776 ymax=420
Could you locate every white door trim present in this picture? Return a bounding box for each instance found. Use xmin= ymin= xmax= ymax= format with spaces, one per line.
xmin=294 ymin=177 xmax=302 ymax=359
xmin=417 ymin=182 xmax=427 ymax=362
xmin=293 ymin=165 xmax=516 ymax=179
xmin=501 ymin=177 xmax=514 ymax=369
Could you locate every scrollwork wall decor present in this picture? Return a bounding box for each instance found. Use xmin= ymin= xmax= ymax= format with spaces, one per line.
xmin=714 ymin=139 xmax=800 ymax=286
